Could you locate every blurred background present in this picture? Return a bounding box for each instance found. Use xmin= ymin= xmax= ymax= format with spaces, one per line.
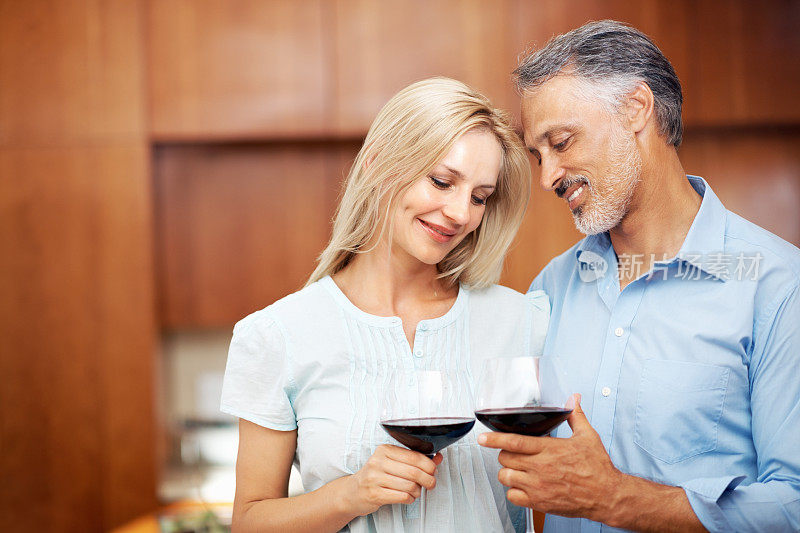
xmin=1 ymin=0 xmax=799 ymax=531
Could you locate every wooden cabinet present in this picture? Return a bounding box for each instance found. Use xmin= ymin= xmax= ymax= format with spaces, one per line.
xmin=146 ymin=0 xmax=799 ymax=139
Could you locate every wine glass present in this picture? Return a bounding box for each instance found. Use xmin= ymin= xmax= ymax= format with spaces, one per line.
xmin=475 ymin=357 xmax=572 ymax=533
xmin=380 ymin=369 xmax=475 ymax=532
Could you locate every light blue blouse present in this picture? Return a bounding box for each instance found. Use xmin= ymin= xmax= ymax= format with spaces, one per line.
xmin=221 ymin=276 xmax=550 ymax=532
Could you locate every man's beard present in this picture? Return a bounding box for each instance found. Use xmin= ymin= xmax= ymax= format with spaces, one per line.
xmin=567 ymin=131 xmax=642 ymax=235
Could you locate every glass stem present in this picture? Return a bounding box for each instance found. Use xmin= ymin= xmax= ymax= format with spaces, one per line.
xmin=526 ymin=508 xmax=536 ymax=533
xmin=419 ymin=486 xmax=427 ymax=533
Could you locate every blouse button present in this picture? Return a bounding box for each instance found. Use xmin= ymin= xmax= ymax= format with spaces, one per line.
xmin=614 ymin=327 xmax=624 ymax=337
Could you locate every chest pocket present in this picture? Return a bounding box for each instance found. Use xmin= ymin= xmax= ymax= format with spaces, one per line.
xmin=634 ymin=359 xmax=730 ymax=464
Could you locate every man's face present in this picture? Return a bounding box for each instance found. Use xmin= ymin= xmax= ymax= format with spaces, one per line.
xmin=521 ymin=75 xmax=642 ymax=235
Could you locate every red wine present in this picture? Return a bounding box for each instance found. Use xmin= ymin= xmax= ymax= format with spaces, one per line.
xmin=381 ymin=417 xmax=476 ymax=457
xmin=475 ymin=406 xmax=572 ymax=436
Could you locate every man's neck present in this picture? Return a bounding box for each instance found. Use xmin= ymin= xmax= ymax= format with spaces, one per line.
xmin=609 ymin=147 xmax=701 ymax=288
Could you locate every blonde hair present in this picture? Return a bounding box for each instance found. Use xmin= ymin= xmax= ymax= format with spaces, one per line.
xmin=307 ymin=77 xmax=531 ymax=289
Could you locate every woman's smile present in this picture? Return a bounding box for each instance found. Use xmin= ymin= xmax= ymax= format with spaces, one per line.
xmin=417 ymin=218 xmax=458 ymax=243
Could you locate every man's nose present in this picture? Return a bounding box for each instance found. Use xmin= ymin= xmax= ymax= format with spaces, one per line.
xmin=539 ymin=156 xmax=566 ymax=191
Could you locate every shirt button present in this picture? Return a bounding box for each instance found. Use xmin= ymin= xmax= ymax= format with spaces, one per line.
xmin=410 ymin=406 xmax=417 ymax=414
xmin=614 ymin=327 xmax=624 ymax=337
xmin=601 ymin=386 xmax=611 ymax=397
xmin=414 ymin=349 xmax=423 ymax=357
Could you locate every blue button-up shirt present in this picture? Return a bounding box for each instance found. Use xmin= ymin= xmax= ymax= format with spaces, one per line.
xmin=530 ymin=176 xmax=800 ymax=532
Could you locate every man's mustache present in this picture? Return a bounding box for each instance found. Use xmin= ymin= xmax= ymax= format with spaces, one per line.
xmin=555 ymin=176 xmax=590 ymax=198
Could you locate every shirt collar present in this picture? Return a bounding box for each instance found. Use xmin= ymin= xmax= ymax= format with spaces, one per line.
xmin=573 ymin=175 xmax=729 ymax=280
xmin=674 ymin=175 xmax=729 ymax=279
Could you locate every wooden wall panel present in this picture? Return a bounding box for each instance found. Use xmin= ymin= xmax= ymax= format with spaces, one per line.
xmin=0 ymin=0 xmax=146 ymax=145
xmin=0 ymin=144 xmax=157 ymax=531
xmin=332 ymin=0 xmax=517 ymax=134
xmin=680 ymin=128 xmax=800 ymax=245
xmin=154 ymin=142 xmax=359 ymax=328
xmin=0 ymin=1 xmax=157 ymax=531
xmin=148 ymin=0 xmax=331 ymax=140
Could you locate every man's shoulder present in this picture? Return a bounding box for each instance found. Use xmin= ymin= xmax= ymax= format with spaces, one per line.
xmin=724 ymin=210 xmax=800 ymax=283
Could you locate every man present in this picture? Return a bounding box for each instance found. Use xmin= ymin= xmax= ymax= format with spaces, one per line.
xmin=478 ymin=20 xmax=800 ymax=532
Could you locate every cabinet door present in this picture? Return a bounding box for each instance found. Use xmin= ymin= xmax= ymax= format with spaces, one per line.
xmin=332 ymin=0 xmax=517 ymax=134
xmin=685 ymin=0 xmax=800 ymax=126
xmin=148 ymin=0 xmax=330 ymax=140
xmin=155 ymin=142 xmax=360 ymax=327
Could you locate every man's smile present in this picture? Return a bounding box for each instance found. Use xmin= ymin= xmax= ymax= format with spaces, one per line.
xmin=557 ymin=179 xmax=589 ymax=211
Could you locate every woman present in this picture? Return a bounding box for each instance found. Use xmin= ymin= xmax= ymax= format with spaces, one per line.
xmin=220 ymin=77 xmax=549 ymax=532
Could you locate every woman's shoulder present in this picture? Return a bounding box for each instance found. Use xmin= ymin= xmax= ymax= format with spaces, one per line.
xmin=466 ymin=283 xmax=550 ymax=332
xmin=466 ymin=284 xmax=550 ymax=356
xmin=467 ymin=283 xmax=549 ymax=313
xmin=235 ymin=278 xmax=337 ymax=335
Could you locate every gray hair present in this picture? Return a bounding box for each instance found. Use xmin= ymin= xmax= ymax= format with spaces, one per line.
xmin=514 ymin=20 xmax=683 ymax=147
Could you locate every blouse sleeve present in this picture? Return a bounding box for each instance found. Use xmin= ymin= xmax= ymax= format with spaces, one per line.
xmin=220 ymin=310 xmax=297 ymax=431
xmin=526 ymin=289 xmax=551 ymax=357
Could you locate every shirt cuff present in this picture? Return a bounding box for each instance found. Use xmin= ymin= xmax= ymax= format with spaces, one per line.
xmin=681 ymin=475 xmax=746 ymax=533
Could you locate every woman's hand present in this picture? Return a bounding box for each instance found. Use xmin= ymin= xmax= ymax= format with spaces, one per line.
xmin=343 ymin=444 xmax=443 ymax=516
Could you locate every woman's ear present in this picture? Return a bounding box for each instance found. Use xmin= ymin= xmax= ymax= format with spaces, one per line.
xmin=624 ymin=81 xmax=655 ymax=135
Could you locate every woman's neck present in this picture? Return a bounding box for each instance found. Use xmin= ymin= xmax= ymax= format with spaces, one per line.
xmin=331 ymin=246 xmax=457 ymax=318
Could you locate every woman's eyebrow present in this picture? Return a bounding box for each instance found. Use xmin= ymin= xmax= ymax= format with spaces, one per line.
xmin=437 ymin=164 xmax=463 ymax=178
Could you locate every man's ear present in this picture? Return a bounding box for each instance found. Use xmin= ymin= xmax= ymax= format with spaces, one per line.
xmin=624 ymin=81 xmax=655 ymax=135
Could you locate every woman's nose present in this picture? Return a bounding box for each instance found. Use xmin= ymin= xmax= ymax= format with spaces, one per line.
xmin=442 ymin=194 xmax=471 ymax=226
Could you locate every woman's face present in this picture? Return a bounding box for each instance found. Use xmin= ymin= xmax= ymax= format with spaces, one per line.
xmin=390 ymin=129 xmax=503 ymax=267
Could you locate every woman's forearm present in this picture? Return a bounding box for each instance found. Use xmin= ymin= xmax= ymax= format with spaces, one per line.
xmin=233 ymin=474 xmax=360 ymax=533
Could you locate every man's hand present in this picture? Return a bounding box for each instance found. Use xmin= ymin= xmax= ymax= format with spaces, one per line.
xmin=477 ymin=394 xmax=624 ymax=523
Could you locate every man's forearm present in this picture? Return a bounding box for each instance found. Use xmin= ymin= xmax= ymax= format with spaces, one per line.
xmin=601 ymin=473 xmax=706 ymax=533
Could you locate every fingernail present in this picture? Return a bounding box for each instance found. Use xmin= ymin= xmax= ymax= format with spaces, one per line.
xmin=478 ymin=433 xmax=487 ymax=445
